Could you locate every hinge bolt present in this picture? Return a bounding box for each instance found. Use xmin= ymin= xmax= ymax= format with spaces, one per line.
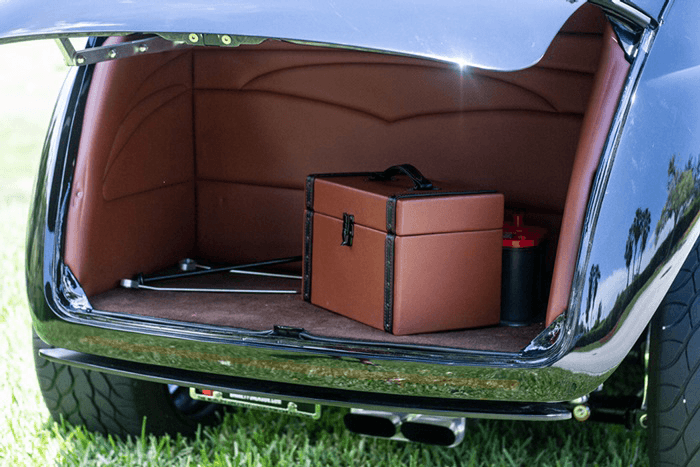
xmin=188 ymin=33 xmax=199 ymax=43
xmin=107 ymin=49 xmax=117 ymax=59
xmin=76 ymin=56 xmax=86 ymax=65
xmin=138 ymin=44 xmax=149 ymax=53
xmin=221 ymin=35 xmax=232 ymax=45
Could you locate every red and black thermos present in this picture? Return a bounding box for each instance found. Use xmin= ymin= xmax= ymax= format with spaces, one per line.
xmin=501 ymin=213 xmax=547 ymax=326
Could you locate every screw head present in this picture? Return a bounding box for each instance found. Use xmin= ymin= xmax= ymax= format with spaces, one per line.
xmin=76 ymin=56 xmax=86 ymax=65
xmin=138 ymin=44 xmax=149 ymax=53
xmin=221 ymin=35 xmax=232 ymax=45
xmin=188 ymin=33 xmax=199 ymax=43
xmin=107 ymin=49 xmax=117 ymax=59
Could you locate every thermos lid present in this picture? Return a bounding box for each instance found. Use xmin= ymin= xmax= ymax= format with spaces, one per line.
xmin=503 ymin=213 xmax=546 ymax=248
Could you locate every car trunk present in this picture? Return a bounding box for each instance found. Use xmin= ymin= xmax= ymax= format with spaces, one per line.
xmin=62 ymin=5 xmax=628 ymax=352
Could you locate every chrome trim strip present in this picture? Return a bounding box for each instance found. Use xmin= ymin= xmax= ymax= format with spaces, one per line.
xmin=590 ymin=0 xmax=658 ymax=30
xmin=558 ymin=26 xmax=657 ymax=361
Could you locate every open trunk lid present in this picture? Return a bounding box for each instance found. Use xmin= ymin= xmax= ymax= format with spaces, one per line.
xmin=0 ymin=0 xmax=591 ymax=71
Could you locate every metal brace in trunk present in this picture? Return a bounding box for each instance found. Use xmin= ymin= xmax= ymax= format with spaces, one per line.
xmin=55 ymin=36 xmax=183 ymax=66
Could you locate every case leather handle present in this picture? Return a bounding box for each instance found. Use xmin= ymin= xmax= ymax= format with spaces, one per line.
xmin=369 ymin=164 xmax=434 ymax=190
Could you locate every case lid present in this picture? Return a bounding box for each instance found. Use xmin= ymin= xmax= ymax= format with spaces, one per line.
xmin=307 ymin=166 xmax=504 ymax=236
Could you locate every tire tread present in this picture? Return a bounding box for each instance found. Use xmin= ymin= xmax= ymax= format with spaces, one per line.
xmin=32 ymin=332 xmax=220 ymax=437
xmin=650 ymin=242 xmax=700 ymax=466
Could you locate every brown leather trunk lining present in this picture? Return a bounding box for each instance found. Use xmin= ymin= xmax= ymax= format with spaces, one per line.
xmin=63 ymin=5 xmax=628 ymax=351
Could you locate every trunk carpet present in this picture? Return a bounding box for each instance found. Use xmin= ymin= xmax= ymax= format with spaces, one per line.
xmin=91 ymin=269 xmax=544 ymax=352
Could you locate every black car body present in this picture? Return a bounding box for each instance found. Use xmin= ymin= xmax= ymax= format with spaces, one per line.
xmin=2 ymin=0 xmax=699 ymax=462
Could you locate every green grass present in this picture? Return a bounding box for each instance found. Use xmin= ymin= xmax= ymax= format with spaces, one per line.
xmin=0 ymin=40 xmax=649 ymax=466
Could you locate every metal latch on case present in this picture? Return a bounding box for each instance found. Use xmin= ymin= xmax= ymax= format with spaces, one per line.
xmin=341 ymin=213 xmax=355 ymax=246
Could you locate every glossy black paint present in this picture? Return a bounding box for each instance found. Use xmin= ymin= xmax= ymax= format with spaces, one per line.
xmin=27 ymin=40 xmax=99 ymax=327
xmin=40 ymin=346 xmax=575 ymax=420
xmin=25 ymin=1 xmax=699 ymax=406
xmin=26 ymin=71 xmax=82 ymax=323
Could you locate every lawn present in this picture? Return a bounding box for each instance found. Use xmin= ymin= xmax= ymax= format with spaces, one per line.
xmin=0 ymin=40 xmax=648 ymax=466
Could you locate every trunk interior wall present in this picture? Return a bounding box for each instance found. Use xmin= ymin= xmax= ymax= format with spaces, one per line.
xmin=64 ymin=5 xmax=621 ymax=348
xmin=66 ymin=44 xmax=197 ymax=296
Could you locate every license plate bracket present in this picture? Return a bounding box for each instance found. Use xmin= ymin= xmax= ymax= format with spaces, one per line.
xmin=189 ymin=388 xmax=322 ymax=419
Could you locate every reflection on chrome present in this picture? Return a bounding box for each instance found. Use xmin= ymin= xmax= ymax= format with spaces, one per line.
xmin=557 ymin=215 xmax=700 ymax=375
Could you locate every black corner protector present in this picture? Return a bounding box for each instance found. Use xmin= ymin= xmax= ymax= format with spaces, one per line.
xmin=303 ymin=210 xmax=314 ymax=301
xmin=384 ymin=234 xmax=395 ymax=334
xmin=386 ymin=196 xmax=397 ymax=235
xmin=305 ymin=176 xmax=316 ymax=210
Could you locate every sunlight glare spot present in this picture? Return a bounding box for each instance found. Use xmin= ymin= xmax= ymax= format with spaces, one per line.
xmin=453 ymin=57 xmax=471 ymax=72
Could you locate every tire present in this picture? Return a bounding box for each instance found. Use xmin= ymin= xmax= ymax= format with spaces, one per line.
xmin=649 ymin=244 xmax=700 ymax=466
xmin=33 ymin=331 xmax=223 ymax=437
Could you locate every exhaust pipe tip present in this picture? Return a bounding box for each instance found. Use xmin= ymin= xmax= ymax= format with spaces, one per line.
xmin=343 ymin=412 xmax=400 ymax=438
xmin=344 ymin=410 xmax=466 ymax=447
xmin=400 ymin=416 xmax=465 ymax=447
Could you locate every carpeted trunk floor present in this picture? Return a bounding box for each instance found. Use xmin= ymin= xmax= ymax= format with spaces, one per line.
xmin=91 ymin=269 xmax=544 ymax=352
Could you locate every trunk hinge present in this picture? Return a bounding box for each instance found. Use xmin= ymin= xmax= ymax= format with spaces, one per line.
xmin=55 ymin=36 xmax=184 ymax=67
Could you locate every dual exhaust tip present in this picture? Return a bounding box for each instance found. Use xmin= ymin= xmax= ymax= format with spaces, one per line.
xmin=344 ymin=409 xmax=466 ymax=447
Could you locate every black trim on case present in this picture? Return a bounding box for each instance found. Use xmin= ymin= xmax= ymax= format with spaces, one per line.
xmin=305 ymin=175 xmax=316 ymax=210
xmin=384 ymin=234 xmax=396 ymax=333
xmin=386 ymin=196 xmax=397 ymax=235
xmin=303 ymin=210 xmax=314 ymax=301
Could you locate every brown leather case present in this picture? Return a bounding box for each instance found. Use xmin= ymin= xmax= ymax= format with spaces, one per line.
xmin=303 ymin=165 xmax=504 ymax=335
